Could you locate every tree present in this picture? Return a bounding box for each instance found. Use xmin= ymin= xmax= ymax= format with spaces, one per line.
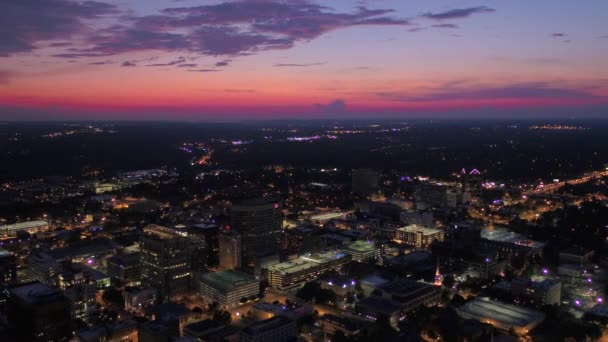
xmin=212 ymin=310 xmax=232 ymax=325
xmin=442 ymin=274 xmax=455 ymax=289
xmin=208 ymin=301 xmax=220 ymax=313
xmin=332 ymin=330 xmax=349 ymax=342
xmin=102 ymin=288 xmax=124 ymax=309
xmin=449 ymin=294 xmax=466 ymax=307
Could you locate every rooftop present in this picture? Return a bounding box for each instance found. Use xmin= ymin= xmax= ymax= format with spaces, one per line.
xmin=397 ymin=224 xmax=443 ymax=236
xmin=10 ymin=281 xmax=63 ymax=304
xmin=0 ymin=220 xmax=48 ymax=231
xmin=241 ymin=316 xmax=294 ymax=335
xmin=457 ymin=298 xmax=545 ymax=328
xmin=481 ymin=229 xmax=545 ymax=250
xmin=267 ymin=251 xmax=350 ymax=275
xmin=343 ymin=240 xmax=377 ymax=253
xmin=200 ymin=270 xmax=258 ymax=292
xmin=310 ymin=212 xmax=344 ymax=221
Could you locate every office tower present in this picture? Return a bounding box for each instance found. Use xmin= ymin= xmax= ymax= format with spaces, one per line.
xmin=58 ymin=271 xmax=98 ymax=320
xmin=351 ymin=169 xmax=379 ymax=196
xmin=463 ymin=168 xmax=482 ymax=204
xmin=218 ymin=230 xmax=241 ymax=270
xmin=107 ymin=252 xmax=141 ymax=285
xmin=25 ymin=252 xmax=62 ymax=286
xmin=140 ymin=224 xmax=207 ymax=298
xmin=7 ymin=282 xmax=72 ymax=342
xmin=231 ymin=198 xmax=282 ymax=276
xmin=0 ymin=248 xmax=17 ymax=285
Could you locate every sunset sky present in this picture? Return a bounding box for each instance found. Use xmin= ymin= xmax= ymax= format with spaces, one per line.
xmin=1 ymin=0 xmax=608 ymax=120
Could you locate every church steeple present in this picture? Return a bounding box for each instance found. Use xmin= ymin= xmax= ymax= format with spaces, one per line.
xmin=434 ymin=258 xmax=443 ymax=287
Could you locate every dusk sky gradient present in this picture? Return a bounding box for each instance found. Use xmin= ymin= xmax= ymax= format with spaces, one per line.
xmin=1 ymin=0 xmax=608 ymax=120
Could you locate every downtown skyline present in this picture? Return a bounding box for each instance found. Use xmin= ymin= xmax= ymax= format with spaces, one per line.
xmin=1 ymin=0 xmax=608 ymax=120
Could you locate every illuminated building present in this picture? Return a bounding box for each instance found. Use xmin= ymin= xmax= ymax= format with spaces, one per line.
xmin=375 ymin=279 xmax=441 ymax=312
xmin=218 ymin=230 xmax=241 ymax=270
xmin=0 ymin=220 xmax=49 ymax=238
xmin=25 ymin=252 xmax=62 ymax=286
xmin=198 ymin=270 xmax=259 ymax=308
xmin=434 ymin=262 xmax=443 ymax=287
xmin=140 ymin=224 xmax=206 ymax=298
xmin=124 ymin=287 xmax=157 ymax=311
xmin=240 ymin=316 xmax=297 ymax=342
xmin=511 ymin=277 xmax=562 ymax=306
xmin=75 ymin=319 xmax=139 ymax=342
xmin=58 ymin=271 xmax=98 ymax=319
xmin=394 ymin=224 xmax=444 ymax=248
xmin=107 ymin=253 xmax=141 ymax=285
xmin=231 ymin=198 xmax=282 ymax=276
xmin=282 ymin=225 xmax=322 ymax=255
xmin=456 ymin=298 xmax=545 ymax=335
xmin=267 ymin=251 xmax=352 ymax=290
xmin=342 ymin=240 xmax=382 ymax=265
xmin=7 ymin=282 xmax=72 ymax=342
xmin=400 ymin=209 xmax=434 ymax=227
xmin=463 ymin=168 xmax=482 ymax=204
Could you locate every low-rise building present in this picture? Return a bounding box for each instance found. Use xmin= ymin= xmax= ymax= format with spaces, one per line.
xmin=240 ymin=316 xmax=297 ymax=342
xmin=267 ymin=251 xmax=352 ymax=290
xmin=456 ymin=298 xmax=545 ymax=335
xmin=375 ymin=279 xmax=441 ymax=312
xmin=395 ymin=225 xmax=444 ymax=248
xmin=511 ymin=277 xmax=561 ymax=306
xmin=318 ymin=314 xmax=371 ymax=337
xmin=342 ymin=240 xmax=382 ymax=265
xmin=124 ymin=288 xmax=158 ymax=311
xmin=199 ymin=270 xmax=259 ymax=308
xmin=0 ymin=220 xmax=49 ymax=238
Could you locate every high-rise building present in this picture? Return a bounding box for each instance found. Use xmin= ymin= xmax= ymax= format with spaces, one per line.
xmin=25 ymin=252 xmax=62 ymax=286
xmin=351 ymin=169 xmax=379 ymax=196
xmin=218 ymin=230 xmax=241 ymax=270
xmin=58 ymin=271 xmax=98 ymax=320
xmin=107 ymin=252 xmax=141 ymax=285
xmin=140 ymin=224 xmax=207 ymax=298
xmin=231 ymin=198 xmax=282 ymax=276
xmin=463 ymin=168 xmax=482 ymax=204
xmin=7 ymin=282 xmax=72 ymax=342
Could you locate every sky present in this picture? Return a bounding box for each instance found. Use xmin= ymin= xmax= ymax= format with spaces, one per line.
xmin=1 ymin=0 xmax=608 ymax=120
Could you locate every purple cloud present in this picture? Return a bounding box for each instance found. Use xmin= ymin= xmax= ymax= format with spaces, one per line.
xmin=274 ymin=62 xmax=326 ymax=67
xmin=145 ymin=57 xmax=186 ymax=67
xmin=0 ymin=0 xmax=117 ymax=56
xmin=177 ymin=64 xmax=197 ymax=68
xmin=551 ymin=33 xmax=567 ymax=37
xmin=377 ymin=82 xmax=600 ymax=102
xmin=188 ymin=69 xmax=222 ymax=72
xmin=121 ymin=61 xmax=137 ymax=67
xmin=432 ymin=23 xmax=459 ymax=29
xmin=60 ymin=1 xmax=408 ymax=58
xmin=215 ymin=60 xmax=231 ymax=67
xmin=88 ymin=60 xmax=112 ymax=65
xmin=423 ymin=6 xmax=495 ymax=20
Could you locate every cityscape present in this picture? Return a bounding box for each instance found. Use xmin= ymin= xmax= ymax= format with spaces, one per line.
xmin=1 ymin=1 xmax=608 ymax=342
